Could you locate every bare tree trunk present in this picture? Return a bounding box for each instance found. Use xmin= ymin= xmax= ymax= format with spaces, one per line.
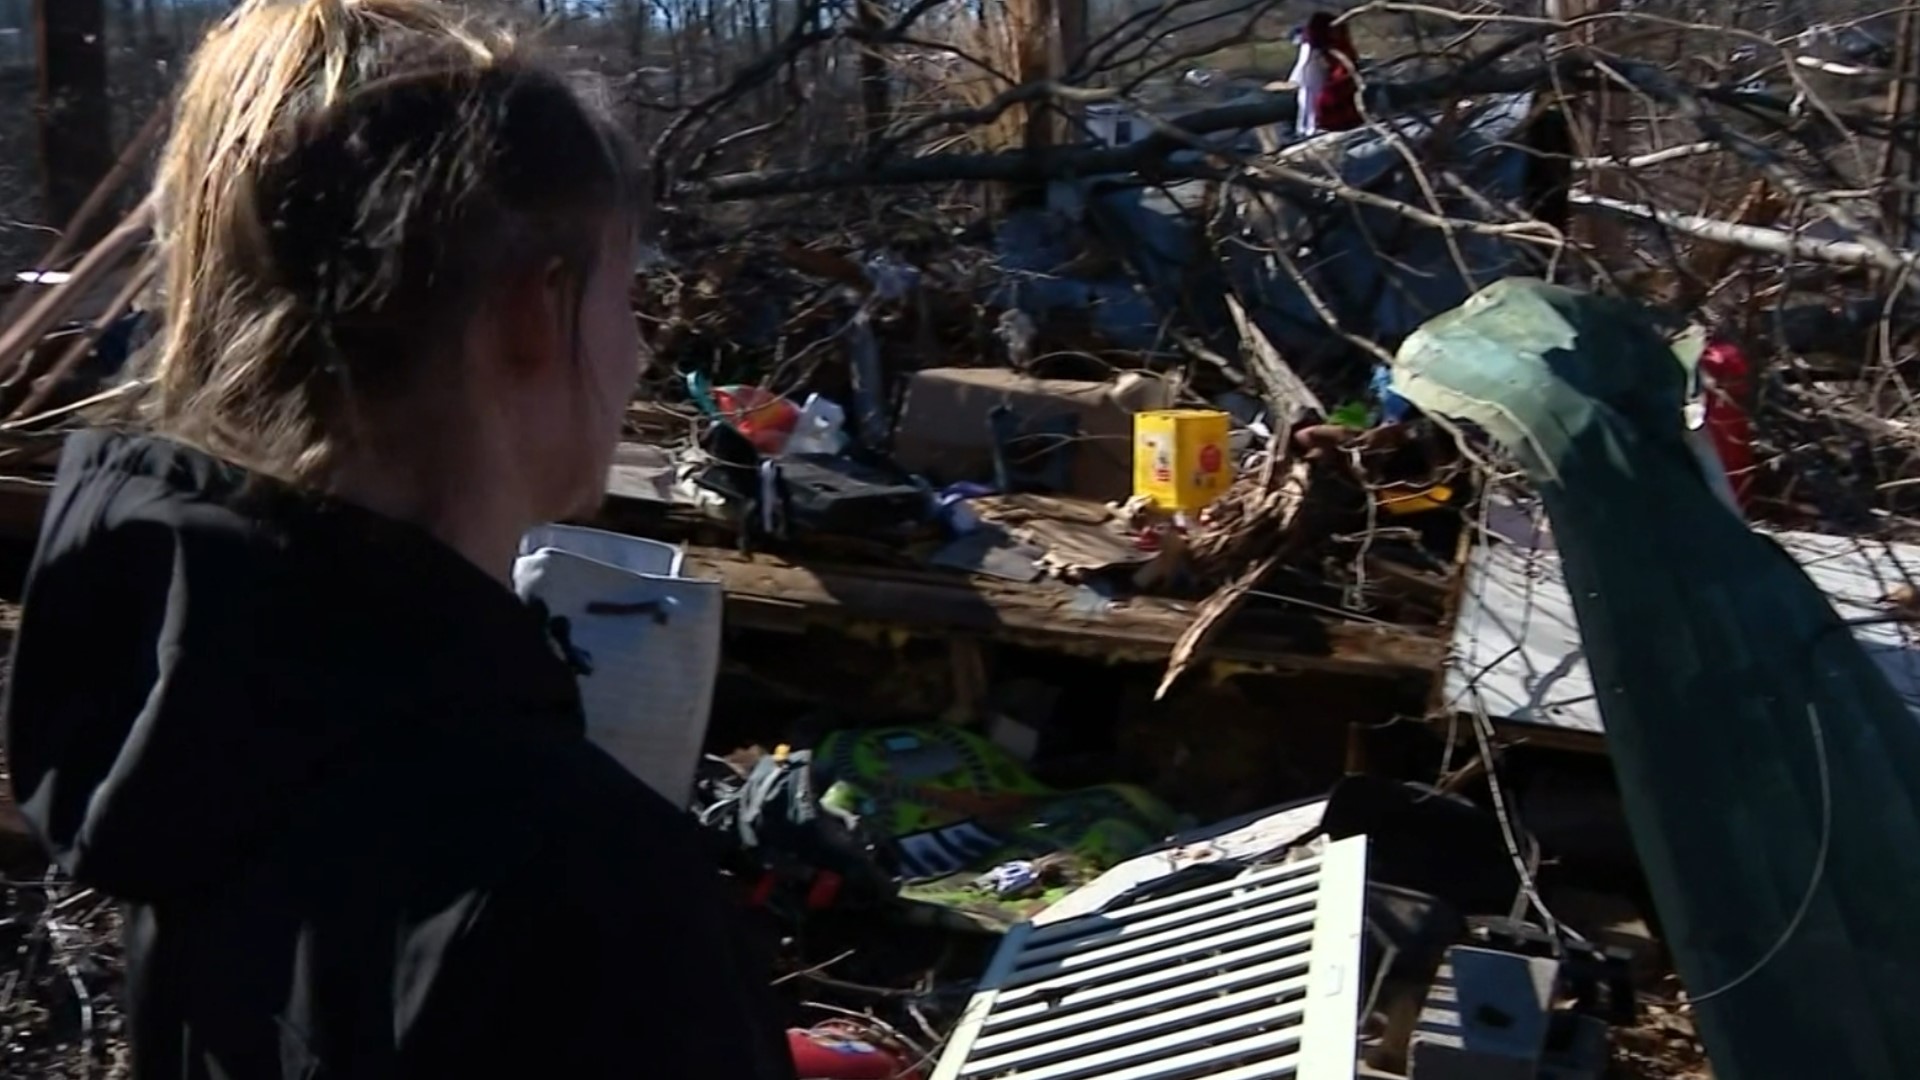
xmin=700 ymin=0 xmax=720 ymax=99
xmin=1056 ymin=0 xmax=1084 ymax=76
xmin=1880 ymin=5 xmax=1918 ymax=250
xmin=665 ymin=0 xmax=686 ymax=104
xmin=1555 ymin=0 xmax=1627 ymax=264
xmin=637 ymin=0 xmax=660 ymax=74
xmin=33 ymin=0 xmax=113 ymax=237
xmin=856 ymin=0 xmax=889 ymax=147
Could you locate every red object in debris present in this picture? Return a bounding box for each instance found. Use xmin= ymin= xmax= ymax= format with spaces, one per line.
xmin=1698 ymin=339 xmax=1756 ymax=510
xmin=712 ymin=385 xmax=799 ymax=455
xmin=1304 ymin=13 xmax=1362 ymax=132
xmin=747 ymin=869 xmax=845 ymax=912
xmin=1198 ymin=443 xmax=1223 ymax=474
xmin=789 ymin=1027 xmax=922 ymax=1080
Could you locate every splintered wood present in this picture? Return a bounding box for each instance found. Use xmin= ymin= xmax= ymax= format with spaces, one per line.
xmin=1157 ymin=457 xmax=1320 ymax=699
xmin=1226 ymin=294 xmax=1324 ymax=432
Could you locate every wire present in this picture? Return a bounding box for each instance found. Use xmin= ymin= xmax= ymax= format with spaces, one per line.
xmin=1685 ymin=699 xmax=1833 ymax=1005
xmin=1445 ymin=493 xmax=1576 ymax=944
xmin=1466 ymin=686 xmax=1574 ymax=946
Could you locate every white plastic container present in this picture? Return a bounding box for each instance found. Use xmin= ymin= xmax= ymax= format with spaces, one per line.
xmin=512 ymin=523 xmax=722 ymax=806
xmin=782 ymin=393 xmax=848 ymax=456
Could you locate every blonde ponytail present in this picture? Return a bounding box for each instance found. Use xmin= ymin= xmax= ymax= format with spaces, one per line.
xmin=143 ymin=0 xmax=631 ymax=483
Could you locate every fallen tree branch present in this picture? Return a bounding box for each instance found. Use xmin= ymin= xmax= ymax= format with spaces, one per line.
xmin=1575 ymin=140 xmax=1718 ymax=171
xmin=1226 ymin=293 xmax=1325 ymax=429
xmin=687 ymin=58 xmax=1580 ymax=200
xmin=1571 ymin=192 xmax=1917 ymax=269
xmin=1604 ymin=54 xmax=1920 ymax=293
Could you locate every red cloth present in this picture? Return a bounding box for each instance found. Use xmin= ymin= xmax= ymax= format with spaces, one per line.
xmin=1303 ymin=15 xmax=1362 ymax=132
xmin=1699 ymin=339 xmax=1756 ymax=509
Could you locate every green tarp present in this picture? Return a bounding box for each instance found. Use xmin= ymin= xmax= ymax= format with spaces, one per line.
xmin=1394 ymin=277 xmax=1920 ymax=1079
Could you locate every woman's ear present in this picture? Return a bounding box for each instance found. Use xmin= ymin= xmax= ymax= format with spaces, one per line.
xmin=493 ymin=258 xmax=576 ymax=377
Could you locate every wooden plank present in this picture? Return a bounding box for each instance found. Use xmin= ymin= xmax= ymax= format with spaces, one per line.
xmin=1226 ymin=293 xmax=1324 ymax=430
xmin=0 ymin=464 xmax=1443 ymax=679
xmin=0 ymin=200 xmax=152 ymax=380
xmin=684 ymin=546 xmax=1443 ymax=679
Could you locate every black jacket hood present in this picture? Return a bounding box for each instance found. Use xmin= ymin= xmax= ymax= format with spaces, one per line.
xmin=3 ymin=430 xmax=584 ymax=902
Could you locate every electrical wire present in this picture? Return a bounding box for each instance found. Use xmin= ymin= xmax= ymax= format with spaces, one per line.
xmin=1684 ymin=700 xmax=1832 ymax=1004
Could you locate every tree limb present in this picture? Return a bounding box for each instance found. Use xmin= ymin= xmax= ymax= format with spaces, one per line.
xmin=686 ymin=58 xmax=1582 ymax=200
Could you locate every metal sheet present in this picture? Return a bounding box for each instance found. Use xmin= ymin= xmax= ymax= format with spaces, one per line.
xmin=1447 ymin=525 xmax=1920 ymax=735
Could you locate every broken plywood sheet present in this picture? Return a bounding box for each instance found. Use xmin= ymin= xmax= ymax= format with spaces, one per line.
xmin=1447 ymin=528 xmax=1920 ymax=736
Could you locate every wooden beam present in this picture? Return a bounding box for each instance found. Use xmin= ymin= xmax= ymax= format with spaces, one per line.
xmin=0 ymin=457 xmax=1444 ymax=682
xmin=684 ymin=545 xmax=1443 ymax=680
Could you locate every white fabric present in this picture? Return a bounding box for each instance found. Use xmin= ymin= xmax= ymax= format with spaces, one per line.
xmin=512 ymin=524 xmax=722 ymax=805
xmin=1291 ymin=43 xmax=1326 ymax=137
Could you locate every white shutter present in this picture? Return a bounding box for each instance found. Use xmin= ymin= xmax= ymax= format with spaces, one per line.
xmin=933 ymin=835 xmax=1368 ymax=1080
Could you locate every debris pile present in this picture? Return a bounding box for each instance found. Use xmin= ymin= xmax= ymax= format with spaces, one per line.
xmin=13 ymin=8 xmax=1920 ymax=1074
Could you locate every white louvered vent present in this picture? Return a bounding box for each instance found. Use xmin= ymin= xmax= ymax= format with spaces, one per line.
xmin=932 ymin=835 xmax=1368 ymax=1080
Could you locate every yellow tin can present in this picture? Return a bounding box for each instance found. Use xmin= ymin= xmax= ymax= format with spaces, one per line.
xmin=1133 ymin=409 xmax=1233 ymax=512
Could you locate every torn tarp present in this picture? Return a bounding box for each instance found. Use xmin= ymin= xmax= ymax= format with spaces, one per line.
xmin=1395 ymin=277 xmax=1920 ymax=1080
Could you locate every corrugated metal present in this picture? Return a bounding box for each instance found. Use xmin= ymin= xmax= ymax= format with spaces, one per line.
xmin=933 ymin=835 xmax=1367 ymax=1080
xmin=1446 ymin=526 xmax=1920 ymax=735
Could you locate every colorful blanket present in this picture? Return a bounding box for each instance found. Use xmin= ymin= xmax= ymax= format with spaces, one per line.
xmin=815 ymin=726 xmax=1186 ymax=931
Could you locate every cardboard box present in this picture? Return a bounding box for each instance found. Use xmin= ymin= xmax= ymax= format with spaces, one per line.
xmin=893 ymin=368 xmax=1176 ymax=502
xmin=1132 ymin=409 xmax=1233 ymax=513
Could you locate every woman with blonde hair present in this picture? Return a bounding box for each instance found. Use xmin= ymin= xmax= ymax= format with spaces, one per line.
xmin=2 ymin=1 xmax=794 ymax=1076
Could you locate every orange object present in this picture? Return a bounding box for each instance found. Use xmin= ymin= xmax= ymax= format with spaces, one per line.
xmin=712 ymin=386 xmax=799 ymax=455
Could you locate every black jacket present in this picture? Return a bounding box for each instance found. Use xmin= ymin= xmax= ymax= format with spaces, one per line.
xmin=3 ymin=431 xmax=796 ymax=1079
